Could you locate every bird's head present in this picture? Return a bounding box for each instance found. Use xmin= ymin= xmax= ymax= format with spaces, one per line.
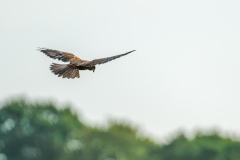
xmin=91 ymin=66 xmax=96 ymax=72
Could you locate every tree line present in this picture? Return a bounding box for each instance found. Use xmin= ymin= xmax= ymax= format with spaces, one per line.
xmin=0 ymin=99 xmax=240 ymax=160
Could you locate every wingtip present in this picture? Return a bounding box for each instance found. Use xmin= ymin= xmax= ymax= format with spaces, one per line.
xmin=37 ymin=47 xmax=48 ymax=51
xmin=129 ymin=50 xmax=136 ymax=53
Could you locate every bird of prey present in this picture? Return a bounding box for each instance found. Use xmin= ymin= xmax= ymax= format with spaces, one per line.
xmin=38 ymin=48 xmax=135 ymax=79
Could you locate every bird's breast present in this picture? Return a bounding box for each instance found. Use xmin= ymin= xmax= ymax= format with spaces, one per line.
xmin=77 ymin=66 xmax=90 ymax=70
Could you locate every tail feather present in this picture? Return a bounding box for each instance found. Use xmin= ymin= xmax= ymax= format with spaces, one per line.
xmin=51 ymin=63 xmax=66 ymax=74
xmin=50 ymin=63 xmax=80 ymax=79
xmin=62 ymin=67 xmax=74 ymax=78
xmin=58 ymin=66 xmax=70 ymax=77
xmin=67 ymin=68 xmax=78 ymax=78
xmin=70 ymin=68 xmax=79 ymax=78
xmin=74 ymin=69 xmax=80 ymax=78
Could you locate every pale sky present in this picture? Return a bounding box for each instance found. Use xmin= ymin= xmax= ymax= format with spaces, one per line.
xmin=1 ymin=0 xmax=240 ymax=141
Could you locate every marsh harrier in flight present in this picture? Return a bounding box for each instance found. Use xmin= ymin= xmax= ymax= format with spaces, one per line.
xmin=38 ymin=48 xmax=135 ymax=79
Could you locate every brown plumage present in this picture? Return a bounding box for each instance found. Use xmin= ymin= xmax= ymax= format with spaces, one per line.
xmin=38 ymin=48 xmax=136 ymax=79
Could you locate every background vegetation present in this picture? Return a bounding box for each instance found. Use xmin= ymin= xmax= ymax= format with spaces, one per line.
xmin=0 ymin=99 xmax=240 ymax=160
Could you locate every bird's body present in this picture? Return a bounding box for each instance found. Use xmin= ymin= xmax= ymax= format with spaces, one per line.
xmin=38 ymin=48 xmax=135 ymax=79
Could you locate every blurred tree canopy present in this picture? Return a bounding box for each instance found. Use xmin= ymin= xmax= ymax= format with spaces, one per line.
xmin=0 ymin=99 xmax=240 ymax=160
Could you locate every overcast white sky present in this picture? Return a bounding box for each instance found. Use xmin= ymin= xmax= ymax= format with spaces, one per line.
xmin=1 ymin=0 xmax=240 ymax=141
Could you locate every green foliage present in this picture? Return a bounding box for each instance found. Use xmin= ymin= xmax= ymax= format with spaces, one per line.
xmin=0 ymin=99 xmax=84 ymax=160
xmin=154 ymin=133 xmax=240 ymax=160
xmin=0 ymin=98 xmax=240 ymax=160
xmin=79 ymin=123 xmax=158 ymax=160
xmin=0 ymin=99 xmax=157 ymax=160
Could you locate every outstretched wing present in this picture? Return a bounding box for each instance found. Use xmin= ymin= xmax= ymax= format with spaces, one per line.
xmin=78 ymin=50 xmax=136 ymax=67
xmin=38 ymin=48 xmax=84 ymax=63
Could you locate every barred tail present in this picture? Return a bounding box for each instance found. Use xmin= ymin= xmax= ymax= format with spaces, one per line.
xmin=50 ymin=63 xmax=80 ymax=79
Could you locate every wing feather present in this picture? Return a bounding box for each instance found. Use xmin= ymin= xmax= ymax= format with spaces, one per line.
xmin=78 ymin=50 xmax=136 ymax=67
xmin=38 ymin=48 xmax=83 ymax=63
